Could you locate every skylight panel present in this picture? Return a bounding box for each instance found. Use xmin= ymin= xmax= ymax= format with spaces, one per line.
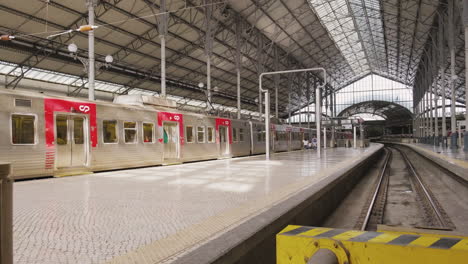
xmin=0 ymin=61 xmax=260 ymax=117
xmin=308 ymin=0 xmax=387 ymax=76
xmin=309 ymin=0 xmax=369 ymax=75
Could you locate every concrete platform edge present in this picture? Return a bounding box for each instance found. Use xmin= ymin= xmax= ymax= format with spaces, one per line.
xmin=387 ymin=142 xmax=468 ymax=182
xmin=170 ymin=144 xmax=384 ymax=264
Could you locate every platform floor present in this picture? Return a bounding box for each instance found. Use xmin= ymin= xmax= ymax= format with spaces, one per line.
xmin=411 ymin=143 xmax=468 ymax=161
xmin=13 ymin=145 xmax=381 ymax=264
xmin=403 ymin=143 xmax=468 ymax=170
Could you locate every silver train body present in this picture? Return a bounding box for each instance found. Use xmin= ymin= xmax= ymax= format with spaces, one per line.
xmin=1 ymin=90 xmax=347 ymax=179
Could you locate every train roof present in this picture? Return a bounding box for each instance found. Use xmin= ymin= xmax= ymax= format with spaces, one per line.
xmin=2 ymin=89 xmax=315 ymax=130
xmin=1 ymin=88 xmax=250 ymax=122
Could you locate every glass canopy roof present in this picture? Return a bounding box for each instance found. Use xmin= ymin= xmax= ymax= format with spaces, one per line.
xmin=308 ymin=0 xmax=386 ymax=77
xmin=288 ymin=74 xmax=413 ymax=122
xmin=0 ymin=61 xmax=259 ymax=117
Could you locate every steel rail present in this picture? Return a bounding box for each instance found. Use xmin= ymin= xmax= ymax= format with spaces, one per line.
xmin=360 ymin=148 xmax=391 ymax=230
xmin=394 ymin=147 xmax=448 ymax=228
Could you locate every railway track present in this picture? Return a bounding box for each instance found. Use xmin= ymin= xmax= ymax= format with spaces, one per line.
xmin=356 ymin=145 xmax=455 ymax=231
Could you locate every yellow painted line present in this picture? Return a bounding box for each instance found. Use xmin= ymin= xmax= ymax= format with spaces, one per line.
xmin=332 ymin=230 xmax=366 ymax=241
xmin=278 ymin=225 xmax=303 ymax=234
xmin=409 ymin=236 xmax=440 ymax=247
xmin=368 ymin=232 xmax=400 ymax=244
xmin=54 ymin=171 xmax=93 ymax=177
xmin=162 ymin=162 xmax=182 ymax=166
xmin=301 ymin=227 xmax=333 ymax=237
xmin=451 ymin=239 xmax=468 ymax=250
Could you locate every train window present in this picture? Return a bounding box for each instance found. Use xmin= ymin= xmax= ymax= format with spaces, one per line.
xmin=186 ymin=126 xmax=194 ymax=143
xmin=207 ymin=127 xmax=215 ymax=143
xmin=239 ymin=128 xmax=244 ymax=142
xmin=257 ymin=130 xmax=261 ymax=142
xmin=278 ymin=132 xmax=285 ymax=141
xmin=124 ymin=122 xmax=137 ymax=143
xmin=232 ymin=128 xmax=238 ymax=142
xmin=56 ymin=116 xmax=68 ymax=145
xmin=143 ymin=123 xmax=154 ymax=143
xmin=11 ymin=114 xmax=36 ymax=144
xmin=197 ymin=126 xmax=205 ymax=143
xmin=103 ymin=120 xmax=118 ymax=143
xmin=73 ymin=117 xmax=85 ymax=144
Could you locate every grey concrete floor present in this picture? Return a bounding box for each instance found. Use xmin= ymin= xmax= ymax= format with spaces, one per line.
xmin=13 ymin=146 xmax=380 ymax=264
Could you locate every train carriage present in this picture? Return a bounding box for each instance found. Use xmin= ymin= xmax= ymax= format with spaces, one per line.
xmin=272 ymin=124 xmax=289 ymax=152
xmin=2 ymin=92 xmax=48 ymax=179
xmin=289 ymin=126 xmax=304 ymax=151
xmin=2 ymin=89 xmax=321 ymax=179
xmin=230 ymin=119 xmax=251 ymax=157
xmin=250 ymin=121 xmax=267 ymax=155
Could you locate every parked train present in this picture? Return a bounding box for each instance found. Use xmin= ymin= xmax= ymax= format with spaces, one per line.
xmin=1 ymin=89 xmax=347 ymax=179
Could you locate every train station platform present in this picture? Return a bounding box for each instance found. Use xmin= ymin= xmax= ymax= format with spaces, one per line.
xmin=390 ymin=143 xmax=468 ymax=181
xmin=13 ymin=144 xmax=382 ymax=264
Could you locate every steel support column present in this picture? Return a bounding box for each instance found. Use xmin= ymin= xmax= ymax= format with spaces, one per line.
xmin=87 ymin=0 xmax=97 ymax=101
xmin=422 ymin=92 xmax=426 ymax=141
xmin=426 ymin=92 xmax=430 ymax=142
xmin=415 ymin=106 xmax=419 ymax=139
xmin=434 ymin=84 xmax=439 ymax=144
xmin=325 ymin=88 xmax=328 ymax=118
xmin=158 ymin=0 xmax=168 ymax=97
xmin=416 ymin=103 xmax=420 ymax=139
xmin=330 ymin=86 xmax=335 ymax=148
xmin=235 ymin=17 xmax=242 ymax=119
xmin=449 ymin=0 xmax=458 ymax=148
xmin=204 ymin=0 xmax=214 ymax=109
xmin=257 ymin=34 xmax=264 ymax=116
xmin=259 ymin=68 xmax=327 ymax=159
xmin=415 ymin=104 xmax=419 ymax=139
xmin=298 ymin=74 xmax=302 ymax=127
xmin=288 ymin=74 xmax=292 ymax=125
xmin=429 ymin=84 xmax=434 ymax=144
xmin=421 ymin=100 xmax=425 ymax=140
xmin=439 ymin=16 xmax=447 ymax=146
xmin=306 ymin=74 xmax=311 ymax=130
xmin=423 ymin=104 xmax=425 ymax=140
xmin=274 ymin=47 xmax=279 ymax=119
xmin=464 ymin=0 xmax=468 ymax=151
xmin=316 ymin=85 xmax=322 ymax=157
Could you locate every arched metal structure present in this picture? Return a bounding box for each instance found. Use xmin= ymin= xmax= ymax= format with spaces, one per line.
xmin=338 ymin=100 xmax=413 ymax=121
xmin=0 ymin=0 xmax=465 ymax=116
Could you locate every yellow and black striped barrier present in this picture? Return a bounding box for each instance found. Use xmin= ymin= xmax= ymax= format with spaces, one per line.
xmin=277 ymin=225 xmax=468 ymax=264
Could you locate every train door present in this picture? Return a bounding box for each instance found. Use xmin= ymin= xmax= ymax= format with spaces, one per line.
xmin=219 ymin=126 xmax=229 ymax=156
xmin=55 ymin=114 xmax=88 ymax=169
xmin=163 ymin=122 xmax=179 ymax=160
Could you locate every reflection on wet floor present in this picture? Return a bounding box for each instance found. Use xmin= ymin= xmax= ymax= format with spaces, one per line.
xmin=13 ymin=145 xmax=380 ymax=264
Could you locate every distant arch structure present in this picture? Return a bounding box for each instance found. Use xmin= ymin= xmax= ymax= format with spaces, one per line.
xmin=338 ymin=100 xmax=413 ymax=121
